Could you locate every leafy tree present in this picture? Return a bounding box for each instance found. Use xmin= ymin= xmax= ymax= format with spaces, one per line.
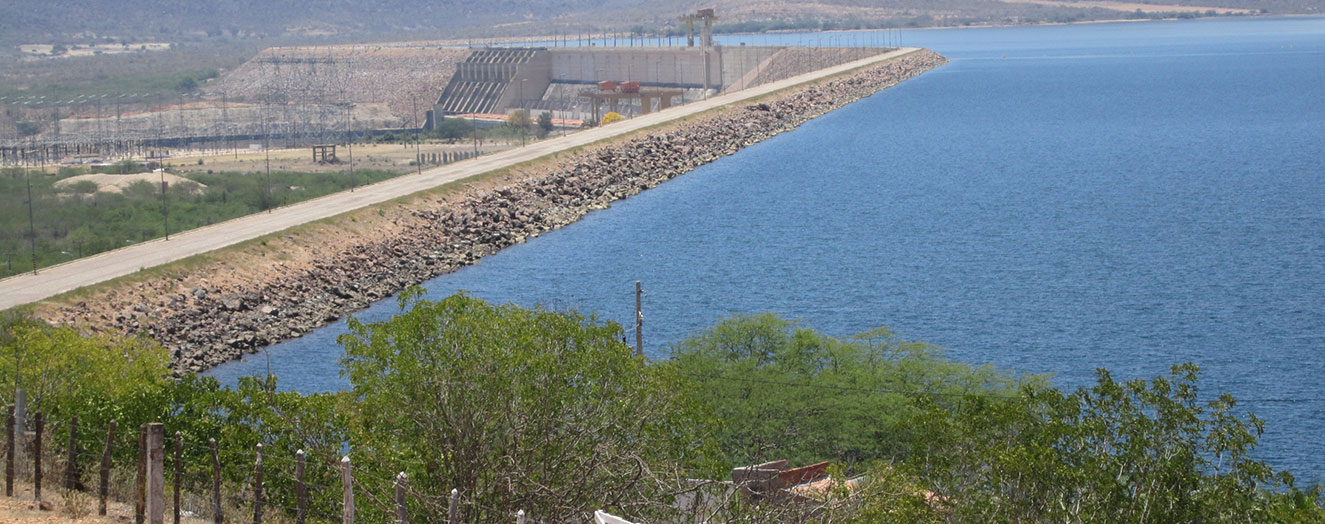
xmin=536 ymin=111 xmax=554 ymax=137
xmin=0 ymin=321 xmax=171 ymax=419
xmin=432 ymin=116 xmax=473 ymax=140
xmin=338 ymin=291 xmax=717 ymax=523
xmin=174 ymin=76 xmax=198 ymax=93
xmin=505 ymin=109 xmax=530 ymax=130
xmin=664 ymin=314 xmax=1029 ymax=469
xmin=904 ymin=364 xmax=1325 ymax=523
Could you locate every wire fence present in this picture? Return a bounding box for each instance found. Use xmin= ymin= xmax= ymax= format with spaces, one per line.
xmin=0 ymin=406 xmax=571 ymax=524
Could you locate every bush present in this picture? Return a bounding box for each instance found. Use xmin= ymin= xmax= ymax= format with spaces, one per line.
xmin=664 ymin=314 xmax=1027 ymax=468
xmin=338 ymin=291 xmax=716 ymax=522
xmin=902 ymin=364 xmax=1325 ymax=522
xmin=600 ymin=111 xmax=624 ymax=126
xmin=432 ymin=117 xmax=474 ymax=140
xmin=505 ymin=109 xmax=531 ymax=129
xmin=537 ymin=111 xmax=554 ymax=137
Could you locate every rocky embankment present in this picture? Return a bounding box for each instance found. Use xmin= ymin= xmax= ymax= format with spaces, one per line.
xmin=45 ymin=50 xmax=948 ymax=373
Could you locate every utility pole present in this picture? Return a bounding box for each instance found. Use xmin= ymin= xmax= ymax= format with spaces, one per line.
xmin=159 ymin=171 xmax=169 ymax=240
xmin=263 ymin=97 xmax=272 ymax=213
xmin=25 ymin=169 xmax=36 ymax=275
xmin=264 ymin=140 xmax=271 ymax=212
xmin=471 ymin=113 xmax=479 ymax=156
xmin=348 ymin=123 xmax=355 ymax=192
xmin=520 ymin=79 xmax=527 ymax=147
xmin=634 ymin=281 xmax=643 ymax=357
xmin=412 ymin=97 xmax=422 ymax=176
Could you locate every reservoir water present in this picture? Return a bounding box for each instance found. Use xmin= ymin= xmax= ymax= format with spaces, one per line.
xmin=209 ymin=17 xmax=1325 ymax=482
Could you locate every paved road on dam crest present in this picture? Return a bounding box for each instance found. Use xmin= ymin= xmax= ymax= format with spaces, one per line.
xmin=0 ymin=47 xmax=920 ymax=311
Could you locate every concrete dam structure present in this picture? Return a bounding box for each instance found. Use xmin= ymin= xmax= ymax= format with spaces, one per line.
xmin=431 ymin=44 xmax=797 ymax=124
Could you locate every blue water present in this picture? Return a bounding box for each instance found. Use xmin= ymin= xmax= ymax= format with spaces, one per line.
xmin=209 ymin=17 xmax=1325 ymax=482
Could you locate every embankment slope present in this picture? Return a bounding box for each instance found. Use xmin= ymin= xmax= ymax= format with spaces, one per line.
xmin=37 ymin=49 xmax=948 ymax=372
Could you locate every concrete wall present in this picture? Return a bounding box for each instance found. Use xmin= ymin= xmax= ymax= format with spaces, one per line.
xmin=549 ymin=47 xmax=724 ymax=90
xmin=718 ymin=46 xmax=782 ymax=92
xmin=439 ymin=46 xmax=789 ymax=117
xmin=494 ymin=51 xmax=552 ymax=112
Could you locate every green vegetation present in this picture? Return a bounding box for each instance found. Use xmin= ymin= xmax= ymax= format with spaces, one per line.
xmin=536 ymin=111 xmax=555 ymax=138
xmin=430 ymin=116 xmax=475 ymax=140
xmin=0 ymin=66 xmax=222 ymax=103
xmin=0 ymin=166 xmax=403 ymax=278
xmin=338 ymin=291 xmax=714 ymax=522
xmin=1 ymin=296 xmax=1321 ymax=523
xmin=505 ymin=109 xmax=531 ymax=131
xmin=664 ymin=314 xmax=1031 ymax=468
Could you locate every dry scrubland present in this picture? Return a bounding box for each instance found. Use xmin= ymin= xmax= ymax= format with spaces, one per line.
xmin=35 ymin=50 xmax=949 ymax=373
xmin=207 ymin=44 xmax=472 ymax=124
xmin=41 ymin=43 xmax=471 ymax=141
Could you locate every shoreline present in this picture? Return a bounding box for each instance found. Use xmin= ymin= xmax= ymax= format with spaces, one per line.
xmin=37 ymin=50 xmax=950 ymax=373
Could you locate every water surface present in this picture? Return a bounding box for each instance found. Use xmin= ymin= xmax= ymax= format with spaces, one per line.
xmin=209 ymin=17 xmax=1325 ymax=482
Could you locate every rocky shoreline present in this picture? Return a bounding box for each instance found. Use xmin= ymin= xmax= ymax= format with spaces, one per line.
xmin=45 ymin=49 xmax=948 ymax=373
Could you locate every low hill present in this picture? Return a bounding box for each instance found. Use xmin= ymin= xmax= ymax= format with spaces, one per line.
xmin=1 ymin=0 xmax=1316 ymax=47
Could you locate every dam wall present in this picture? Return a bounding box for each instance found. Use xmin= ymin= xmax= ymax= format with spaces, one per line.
xmin=435 ymin=45 xmax=802 ymax=119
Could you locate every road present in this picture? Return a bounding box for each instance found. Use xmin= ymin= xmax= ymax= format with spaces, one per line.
xmin=0 ymin=48 xmax=920 ymax=311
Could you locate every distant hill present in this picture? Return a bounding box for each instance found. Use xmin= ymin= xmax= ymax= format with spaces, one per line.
xmin=2 ymin=0 xmax=1317 ymax=46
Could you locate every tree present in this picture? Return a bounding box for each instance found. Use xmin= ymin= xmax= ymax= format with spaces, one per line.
xmin=600 ymin=111 xmax=624 ymax=125
xmin=505 ymin=109 xmax=531 ymax=130
xmin=432 ymin=117 xmax=473 ymax=140
xmin=338 ymin=291 xmax=716 ymax=523
xmin=664 ymin=314 xmax=1028 ymax=469
xmin=904 ymin=364 xmax=1324 ymax=523
xmin=0 ymin=321 xmax=171 ymax=423
xmin=537 ymin=111 xmax=554 ymax=137
xmin=174 ymin=76 xmax=198 ymax=93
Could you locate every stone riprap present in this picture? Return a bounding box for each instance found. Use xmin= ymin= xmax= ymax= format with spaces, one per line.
xmin=43 ymin=50 xmax=948 ymax=373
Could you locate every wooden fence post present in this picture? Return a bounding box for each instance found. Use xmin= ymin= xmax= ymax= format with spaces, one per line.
xmin=341 ymin=455 xmax=353 ymax=524
xmin=395 ymin=472 xmax=407 ymax=524
xmin=14 ymin=390 xmax=25 ymax=457
xmin=253 ymin=443 xmax=263 ymax=524
xmin=136 ymin=424 xmax=146 ymax=524
xmin=148 ymin=423 xmax=165 ymax=524
xmin=209 ymin=438 xmax=222 ymax=524
xmin=174 ymin=431 xmax=182 ymax=524
xmin=33 ymin=411 xmax=42 ymax=502
xmin=295 ymin=450 xmax=306 ymax=524
xmin=65 ymin=415 xmax=79 ymax=490
xmin=5 ymin=406 xmax=13 ymax=497
xmin=447 ymin=488 xmax=459 ymax=524
xmin=99 ymin=420 xmax=116 ymax=516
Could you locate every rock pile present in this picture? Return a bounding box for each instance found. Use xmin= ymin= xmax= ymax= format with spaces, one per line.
xmin=46 ymin=50 xmax=949 ymax=373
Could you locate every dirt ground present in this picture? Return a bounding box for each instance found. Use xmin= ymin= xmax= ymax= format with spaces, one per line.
xmin=0 ymin=480 xmax=208 ymax=524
